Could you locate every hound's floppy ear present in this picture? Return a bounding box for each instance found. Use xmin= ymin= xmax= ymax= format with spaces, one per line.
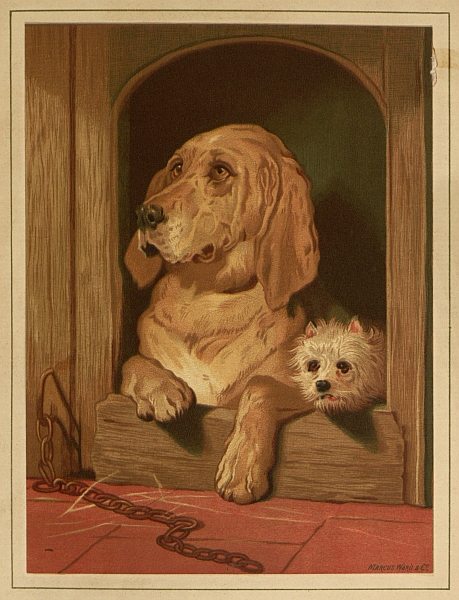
xmin=256 ymin=157 xmax=320 ymax=311
xmin=124 ymin=231 xmax=163 ymax=289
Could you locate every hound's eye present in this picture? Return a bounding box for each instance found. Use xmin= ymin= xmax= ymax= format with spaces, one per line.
xmin=210 ymin=164 xmax=231 ymax=181
xmin=307 ymin=360 xmax=320 ymax=372
xmin=337 ymin=361 xmax=351 ymax=374
xmin=171 ymin=162 xmax=183 ymax=178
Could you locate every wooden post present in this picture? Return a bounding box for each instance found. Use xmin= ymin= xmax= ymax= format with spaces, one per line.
xmin=25 ymin=25 xmax=76 ymax=476
xmin=384 ymin=27 xmax=428 ymax=505
xmin=74 ymin=25 xmax=121 ymax=471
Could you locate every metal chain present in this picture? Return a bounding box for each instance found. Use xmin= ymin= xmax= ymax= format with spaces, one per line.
xmin=33 ymin=371 xmax=264 ymax=574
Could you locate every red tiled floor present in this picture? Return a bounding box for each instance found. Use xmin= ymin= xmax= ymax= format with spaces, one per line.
xmin=283 ymin=518 xmax=433 ymax=574
xmin=62 ymin=525 xmax=299 ymax=574
xmin=333 ymin=500 xmax=434 ymax=524
xmin=27 ymin=481 xmax=172 ymax=573
xmin=27 ymin=499 xmax=120 ymax=573
xmin=155 ymin=495 xmax=324 ymax=544
xmin=167 ymin=489 xmax=342 ymax=522
xmin=27 ymin=479 xmax=433 ymax=575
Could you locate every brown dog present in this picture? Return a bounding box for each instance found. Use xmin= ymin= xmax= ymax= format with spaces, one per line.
xmin=121 ymin=124 xmax=320 ymax=503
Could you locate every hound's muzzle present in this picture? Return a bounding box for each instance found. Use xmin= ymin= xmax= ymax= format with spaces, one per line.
xmin=136 ymin=204 xmax=165 ymax=232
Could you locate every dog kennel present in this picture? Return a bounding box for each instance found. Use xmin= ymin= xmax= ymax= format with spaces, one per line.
xmin=26 ymin=24 xmax=432 ymax=506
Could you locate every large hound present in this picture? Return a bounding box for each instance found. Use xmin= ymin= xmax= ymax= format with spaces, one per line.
xmin=122 ymin=124 xmax=320 ymax=504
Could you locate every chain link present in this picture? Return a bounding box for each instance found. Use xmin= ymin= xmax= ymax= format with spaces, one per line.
xmin=33 ymin=380 xmax=264 ymax=574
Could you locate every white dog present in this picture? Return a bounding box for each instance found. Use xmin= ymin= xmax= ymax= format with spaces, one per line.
xmin=290 ymin=318 xmax=386 ymax=413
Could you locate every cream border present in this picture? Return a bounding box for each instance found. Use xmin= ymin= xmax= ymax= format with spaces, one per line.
xmin=2 ymin=1 xmax=457 ymax=598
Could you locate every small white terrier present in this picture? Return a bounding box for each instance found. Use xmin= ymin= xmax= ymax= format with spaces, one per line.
xmin=290 ymin=318 xmax=386 ymax=414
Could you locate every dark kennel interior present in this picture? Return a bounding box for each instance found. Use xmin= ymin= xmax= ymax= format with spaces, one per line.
xmin=116 ymin=40 xmax=386 ymax=381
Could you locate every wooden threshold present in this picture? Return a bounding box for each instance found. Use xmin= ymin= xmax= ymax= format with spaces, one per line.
xmin=93 ymin=394 xmax=405 ymax=505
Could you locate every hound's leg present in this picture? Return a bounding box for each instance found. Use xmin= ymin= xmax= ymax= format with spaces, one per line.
xmin=216 ymin=376 xmax=314 ymax=504
xmin=121 ymin=355 xmax=195 ymax=422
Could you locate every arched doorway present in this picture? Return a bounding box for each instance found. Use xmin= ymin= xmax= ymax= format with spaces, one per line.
xmin=114 ymin=38 xmax=387 ymax=377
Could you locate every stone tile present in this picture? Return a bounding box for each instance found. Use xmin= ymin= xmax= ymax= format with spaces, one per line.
xmin=62 ymin=524 xmax=300 ymax=574
xmin=164 ymin=489 xmax=340 ymax=522
xmin=334 ymin=501 xmax=433 ymax=524
xmin=155 ymin=497 xmax=325 ymax=544
xmin=27 ymin=499 xmax=119 ymax=573
xmin=284 ymin=518 xmax=433 ymax=574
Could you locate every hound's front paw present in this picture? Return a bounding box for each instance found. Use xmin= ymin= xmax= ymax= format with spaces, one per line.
xmin=134 ymin=380 xmax=195 ymax=422
xmin=215 ymin=441 xmax=270 ymax=504
xmin=121 ymin=355 xmax=195 ymax=422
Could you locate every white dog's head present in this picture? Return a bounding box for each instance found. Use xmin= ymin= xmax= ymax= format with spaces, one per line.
xmin=290 ymin=318 xmax=386 ymax=413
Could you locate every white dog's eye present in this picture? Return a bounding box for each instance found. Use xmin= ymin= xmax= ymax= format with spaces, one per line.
xmin=171 ymin=162 xmax=183 ymax=178
xmin=209 ymin=164 xmax=231 ymax=182
xmin=307 ymin=360 xmax=320 ymax=372
xmin=337 ymin=361 xmax=351 ymax=374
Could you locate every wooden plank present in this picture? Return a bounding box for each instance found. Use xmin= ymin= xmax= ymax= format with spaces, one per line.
xmin=25 ymin=25 xmax=75 ymax=476
xmin=74 ymin=25 xmax=121 ymax=470
xmin=384 ymin=28 xmax=427 ymax=505
xmin=92 ymin=395 xmax=404 ymax=504
xmin=274 ymin=409 xmax=404 ymax=503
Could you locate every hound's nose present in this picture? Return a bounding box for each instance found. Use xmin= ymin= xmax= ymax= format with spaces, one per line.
xmin=316 ymin=380 xmax=331 ymax=393
xmin=136 ymin=204 xmax=165 ymax=231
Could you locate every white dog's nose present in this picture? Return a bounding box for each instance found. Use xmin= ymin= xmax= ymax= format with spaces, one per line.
xmin=316 ymin=380 xmax=331 ymax=393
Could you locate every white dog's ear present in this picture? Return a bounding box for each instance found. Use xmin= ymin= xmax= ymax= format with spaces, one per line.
xmin=124 ymin=231 xmax=163 ymax=289
xmin=256 ymin=157 xmax=320 ymax=311
xmin=305 ymin=322 xmax=318 ymax=338
xmin=348 ymin=317 xmax=364 ymax=334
